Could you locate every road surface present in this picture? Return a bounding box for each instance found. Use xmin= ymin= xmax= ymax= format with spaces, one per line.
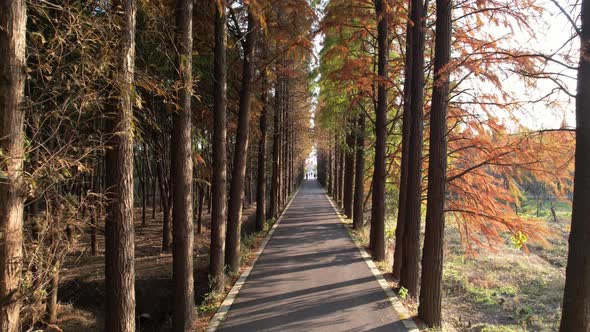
xmin=217 ymin=180 xmax=410 ymax=332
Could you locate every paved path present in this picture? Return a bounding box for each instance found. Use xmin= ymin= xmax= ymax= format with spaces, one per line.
xmin=217 ymin=180 xmax=409 ymax=332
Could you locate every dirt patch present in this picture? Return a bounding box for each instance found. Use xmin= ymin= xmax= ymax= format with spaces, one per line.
xmin=54 ymin=202 xmax=260 ymax=332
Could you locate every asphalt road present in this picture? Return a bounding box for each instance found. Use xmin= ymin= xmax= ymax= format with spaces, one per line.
xmin=217 ymin=180 xmax=409 ymax=332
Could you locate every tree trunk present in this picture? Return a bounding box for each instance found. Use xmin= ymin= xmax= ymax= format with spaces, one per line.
xmin=171 ymin=0 xmax=195 ymax=328
xmin=550 ymin=203 xmax=559 ymax=223
xmin=197 ymin=184 xmax=204 ymax=234
xmin=338 ymin=146 xmax=345 ymax=207
xmin=400 ymin=0 xmax=426 ymax=298
xmin=210 ymin=0 xmax=228 ymax=291
xmin=138 ymin=154 xmax=147 ymax=227
xmin=226 ymin=11 xmax=257 ymax=274
xmin=91 ymin=163 xmax=101 ymax=256
xmin=151 ymin=159 xmax=156 ymax=220
xmin=392 ymin=16 xmax=414 ymax=281
xmin=560 ymin=0 xmax=590 ymax=329
xmin=418 ymin=0 xmax=452 ymax=326
xmin=104 ymin=1 xmax=136 ymax=330
xmin=327 ymin=140 xmax=333 ymax=195
xmin=333 ymin=138 xmax=339 ymax=199
xmin=369 ymin=0 xmax=388 ymax=261
xmin=0 ymin=1 xmax=26 ymax=330
xmin=156 ymin=152 xmax=172 ymax=252
xmin=46 ymin=260 xmax=60 ymax=324
xmin=343 ymin=123 xmax=355 ymax=217
xmin=279 ymin=84 xmax=289 ymax=211
xmin=270 ymin=78 xmax=282 ymax=219
xmin=256 ymin=71 xmax=269 ymax=232
xmin=353 ymin=114 xmax=365 ymax=230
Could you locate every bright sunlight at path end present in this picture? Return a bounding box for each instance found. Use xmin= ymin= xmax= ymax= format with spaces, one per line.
xmin=217 ymin=180 xmax=411 ymax=332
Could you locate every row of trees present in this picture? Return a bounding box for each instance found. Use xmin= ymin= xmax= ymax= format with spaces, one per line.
xmin=316 ymin=0 xmax=586 ymax=329
xmin=0 ymin=0 xmax=313 ymax=331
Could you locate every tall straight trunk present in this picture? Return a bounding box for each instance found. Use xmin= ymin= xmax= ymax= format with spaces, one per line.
xmin=418 ymin=0 xmax=451 ymax=326
xmin=156 ymin=151 xmax=171 ymax=251
xmin=226 ymin=11 xmax=257 ymax=274
xmin=139 ymin=155 xmax=147 ymax=226
xmin=338 ymin=148 xmax=345 ymax=206
xmin=256 ymin=72 xmax=269 ymax=232
xmin=284 ymin=77 xmax=289 ymax=202
xmin=289 ymin=122 xmax=294 ymax=194
xmin=172 ymin=0 xmax=195 ymax=329
xmin=270 ymin=79 xmax=281 ymax=219
xmin=0 ymin=1 xmax=26 ymax=329
xmin=197 ymin=184 xmax=204 ymax=234
xmin=151 ymin=159 xmax=156 ymax=219
xmin=393 ymin=17 xmax=414 ymax=280
xmin=369 ymin=0 xmax=388 ymax=261
xmin=247 ymin=157 xmax=253 ymax=206
xmin=104 ymin=1 xmax=136 ymax=330
xmin=343 ymin=124 xmax=355 ymax=217
xmin=353 ymin=113 xmax=365 ymax=230
xmin=210 ymin=0 xmax=228 ymax=291
xmin=91 ymin=164 xmax=100 ymax=256
xmin=560 ymin=0 xmax=590 ymax=329
xmin=332 ymin=138 xmax=338 ymax=198
xmin=327 ymin=140 xmax=333 ymax=194
xmin=400 ymin=0 xmax=426 ymax=298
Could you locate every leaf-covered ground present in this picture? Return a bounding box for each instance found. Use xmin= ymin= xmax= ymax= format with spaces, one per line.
xmin=346 ymin=199 xmax=570 ymax=332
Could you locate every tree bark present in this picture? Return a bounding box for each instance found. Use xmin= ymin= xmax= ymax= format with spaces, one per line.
xmin=343 ymin=123 xmax=355 ymax=217
xmin=333 ymin=137 xmax=339 ymax=199
xmin=400 ymin=0 xmax=426 ymax=298
xmin=327 ymin=139 xmax=333 ymax=195
xmin=560 ymin=0 xmax=590 ymax=329
xmin=0 ymin=1 xmax=26 ymax=330
xmin=171 ymin=0 xmax=195 ymax=329
xmin=353 ymin=114 xmax=365 ymax=230
xmin=418 ymin=0 xmax=452 ymax=326
xmin=210 ymin=0 xmax=228 ymax=292
xmin=369 ymin=0 xmax=388 ymax=261
xmin=156 ymin=149 xmax=172 ymax=252
xmin=392 ymin=16 xmax=414 ymax=281
xmin=256 ymin=70 xmax=269 ymax=232
xmin=270 ymin=78 xmax=282 ymax=219
xmin=104 ymin=1 xmax=136 ymax=330
xmin=198 ymin=184 xmax=205 ymax=234
xmin=338 ymin=146 xmax=345 ymax=207
xmin=46 ymin=261 xmax=60 ymax=324
xmin=226 ymin=10 xmax=257 ymax=274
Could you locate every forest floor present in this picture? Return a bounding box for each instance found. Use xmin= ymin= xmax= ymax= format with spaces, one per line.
xmin=54 ymin=201 xmax=270 ymax=332
xmin=344 ymin=200 xmax=571 ymax=332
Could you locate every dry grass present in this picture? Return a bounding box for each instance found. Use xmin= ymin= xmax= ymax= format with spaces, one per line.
xmin=341 ymin=202 xmax=570 ymax=332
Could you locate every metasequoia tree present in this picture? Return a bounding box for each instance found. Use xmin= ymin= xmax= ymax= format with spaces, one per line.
xmin=560 ymin=0 xmax=590 ymax=329
xmin=343 ymin=121 xmax=355 ymax=217
xmin=399 ymin=0 xmax=426 ymax=298
xmin=369 ymin=0 xmax=389 ymax=261
xmin=104 ymin=0 xmax=136 ymax=330
xmin=0 ymin=0 xmax=27 ymax=330
xmin=210 ymin=0 xmax=228 ymax=291
xmin=256 ymin=57 xmax=269 ymax=232
xmin=226 ymin=6 xmax=258 ymax=274
xmin=392 ymin=10 xmax=414 ymax=281
xmin=418 ymin=0 xmax=452 ymax=327
xmin=171 ymin=0 xmax=195 ymax=328
xmin=353 ymin=113 xmax=366 ymax=230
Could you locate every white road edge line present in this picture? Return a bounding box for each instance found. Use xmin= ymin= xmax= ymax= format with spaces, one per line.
xmin=206 ymin=185 xmax=303 ymax=332
xmin=322 ymin=188 xmax=420 ymax=332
